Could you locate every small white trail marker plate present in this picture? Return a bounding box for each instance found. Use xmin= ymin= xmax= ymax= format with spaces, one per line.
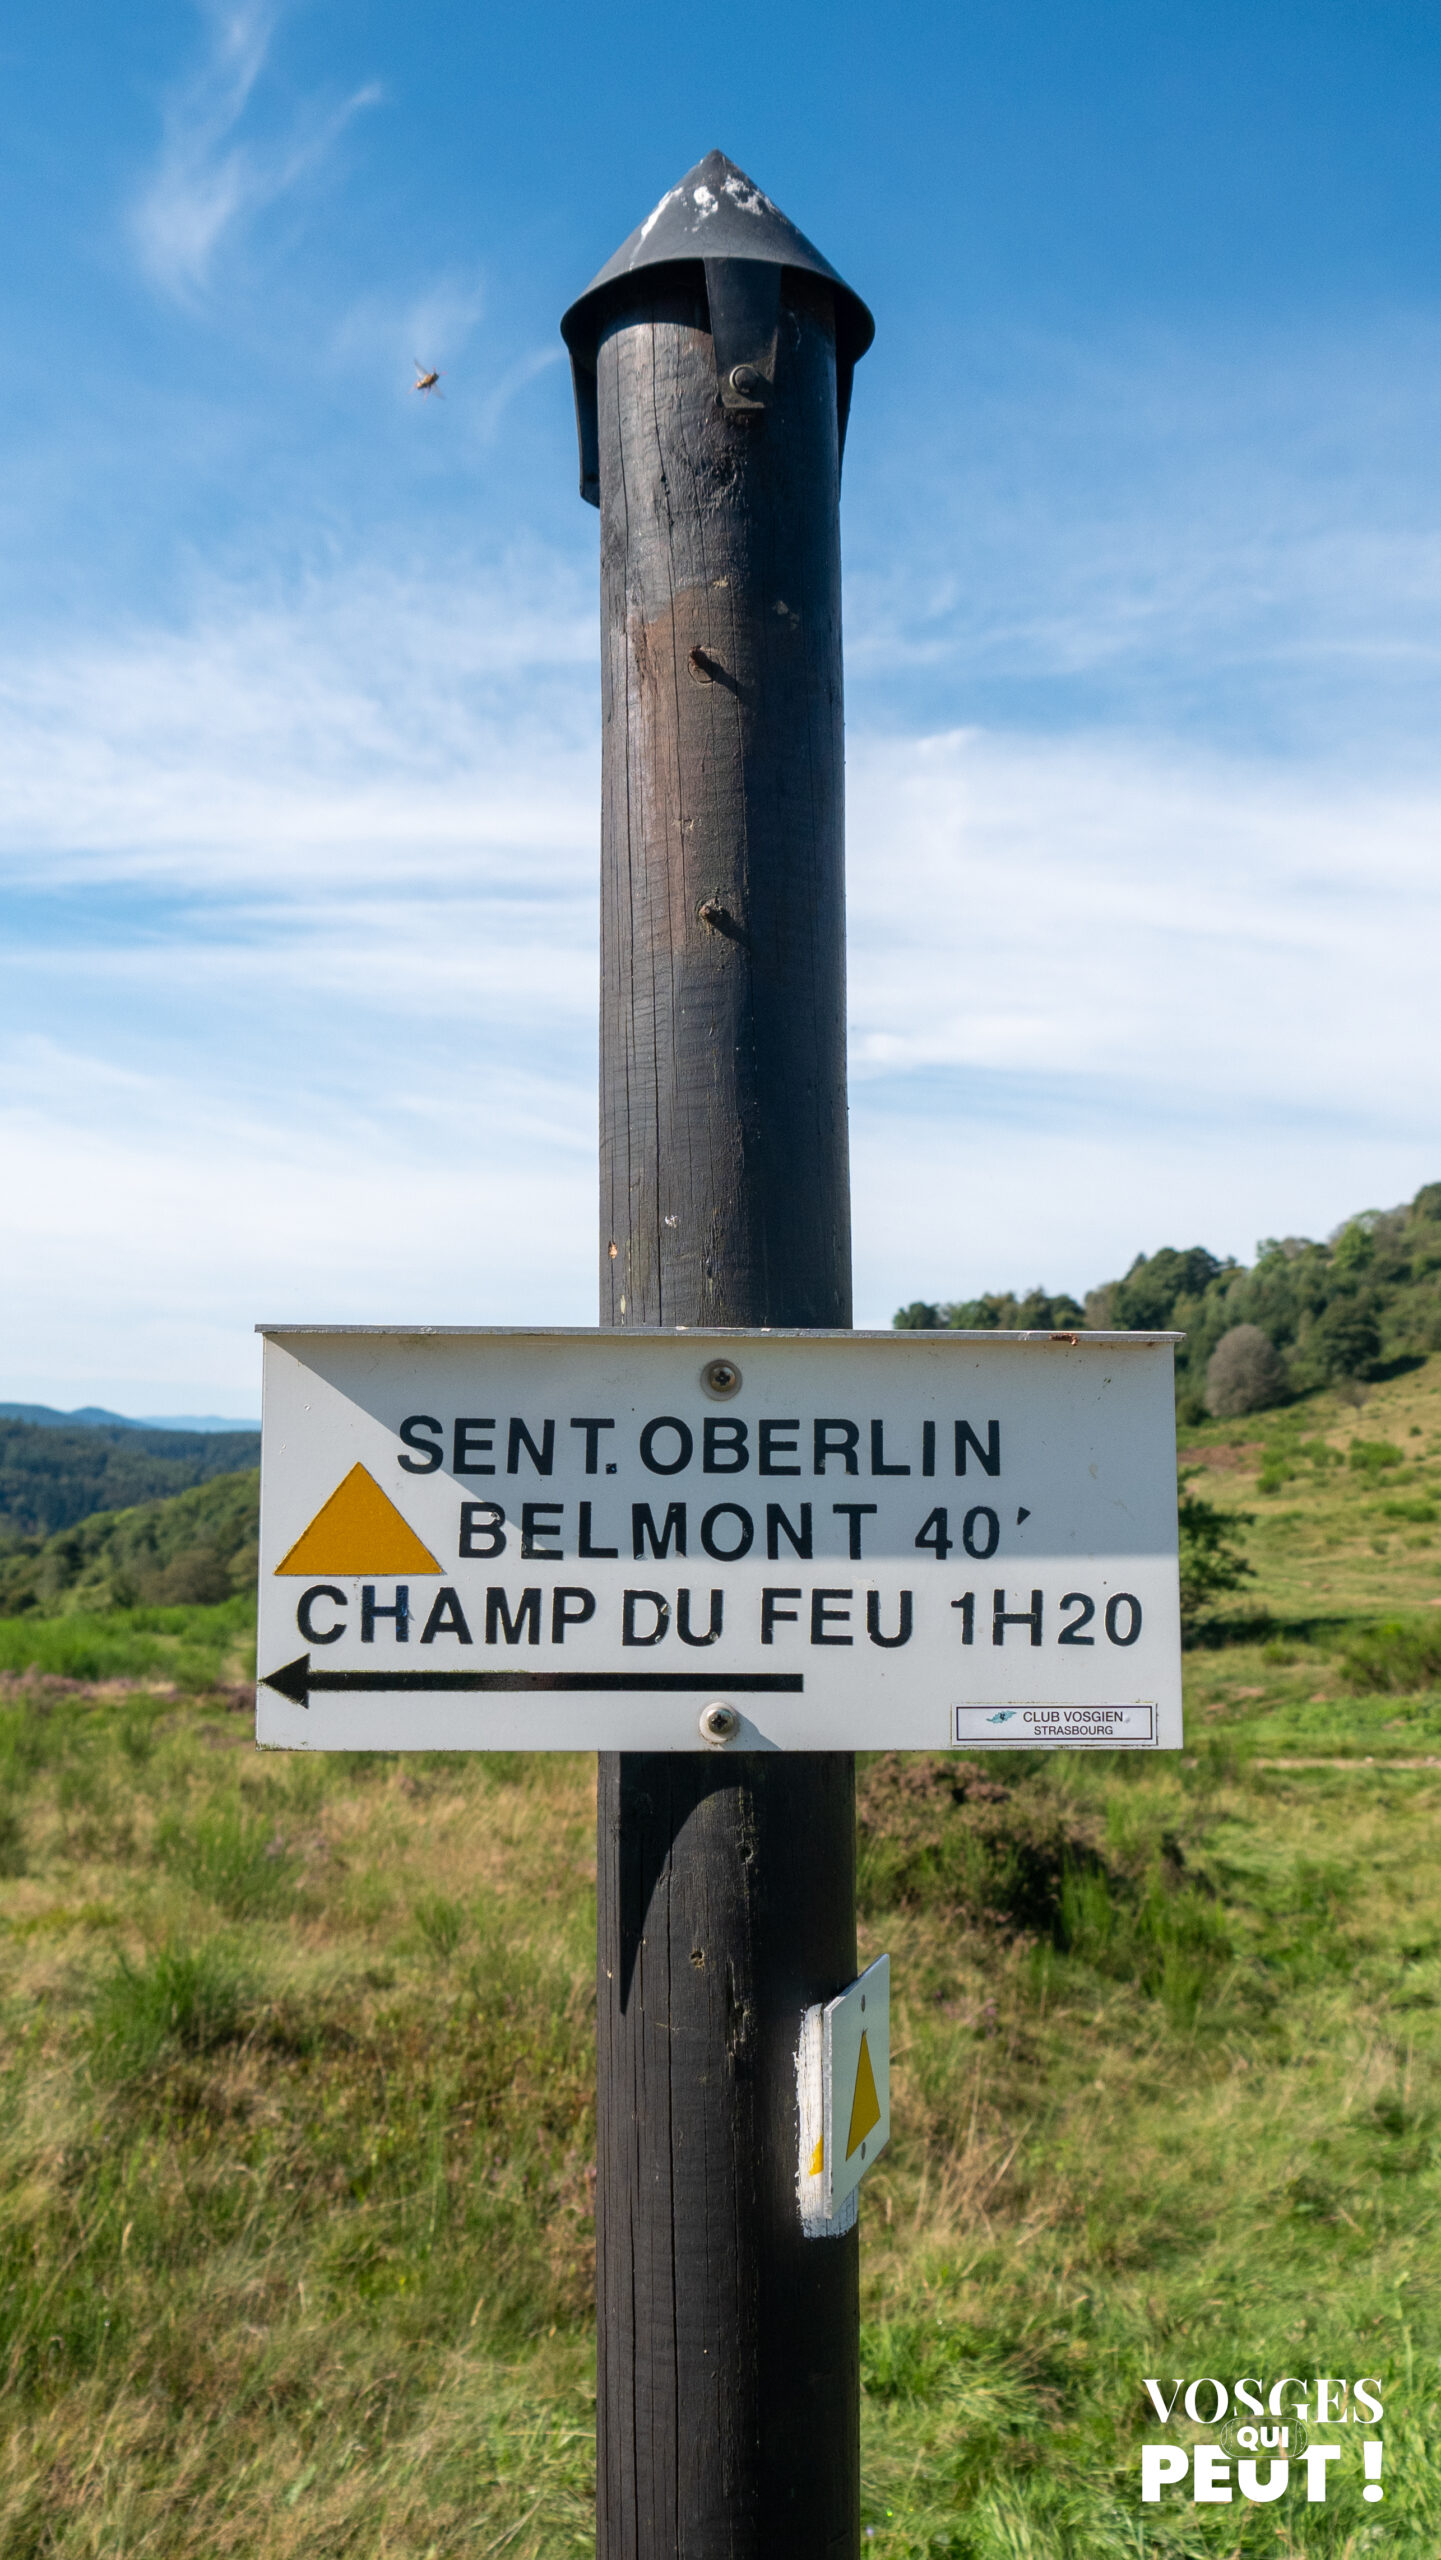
xmin=797 ymin=1954 xmax=891 ymax=2233
xmin=954 ymin=1702 xmax=1156 ymax=1748
xmin=255 ymin=1326 xmax=1182 ymax=1752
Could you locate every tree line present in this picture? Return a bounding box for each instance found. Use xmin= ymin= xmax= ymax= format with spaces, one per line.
xmin=895 ymin=1178 xmax=1441 ymax=1421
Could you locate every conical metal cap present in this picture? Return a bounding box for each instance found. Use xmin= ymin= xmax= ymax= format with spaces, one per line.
xmin=561 ymin=148 xmax=874 ymax=372
xmin=561 ymin=150 xmax=874 ymax=504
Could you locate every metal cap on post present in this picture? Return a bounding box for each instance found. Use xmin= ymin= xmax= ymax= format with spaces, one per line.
xmin=562 ymin=147 xmax=875 ymax=503
xmin=568 ymin=154 xmax=873 ymax=2560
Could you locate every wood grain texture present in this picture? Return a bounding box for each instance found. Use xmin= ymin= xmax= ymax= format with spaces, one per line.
xmin=596 ymin=268 xmax=851 ymax=1332
xmin=593 ymin=267 xmax=860 ymax=2558
xmin=596 ymin=1753 xmax=859 ymax=2560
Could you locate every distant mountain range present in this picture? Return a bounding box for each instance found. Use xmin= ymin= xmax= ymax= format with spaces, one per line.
xmin=0 ymin=1403 xmax=259 ymax=1433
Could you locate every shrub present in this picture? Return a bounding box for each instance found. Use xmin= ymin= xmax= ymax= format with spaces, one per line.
xmin=856 ymin=1755 xmax=1110 ymax=1937
xmin=1177 ymin=1478 xmax=1253 ymax=1625
xmin=90 ymin=1941 xmax=250 ymax=2077
xmin=1341 ymin=1618 xmax=1441 ymax=1696
xmin=1205 ymin=1324 xmax=1286 ymax=1417
xmin=1349 ymin=1438 xmax=1402 ymax=1474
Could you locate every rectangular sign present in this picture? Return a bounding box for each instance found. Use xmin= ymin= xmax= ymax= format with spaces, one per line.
xmin=255 ymin=1325 xmax=1182 ymax=1752
xmin=954 ymin=1703 xmax=1156 ymax=1748
xmin=797 ymin=1953 xmax=891 ymax=2234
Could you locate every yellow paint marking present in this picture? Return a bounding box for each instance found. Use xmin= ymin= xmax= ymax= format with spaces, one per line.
xmin=274 ymin=1464 xmax=441 ymax=1576
xmin=845 ymin=2030 xmax=881 ymax=2158
xmin=808 ymin=2137 xmax=824 ymax=2177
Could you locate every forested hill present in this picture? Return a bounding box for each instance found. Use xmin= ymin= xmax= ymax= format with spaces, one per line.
xmin=895 ymin=1176 xmax=1441 ymax=1423
xmin=0 ymin=1464 xmax=259 ymax=1617
xmin=0 ymin=1467 xmax=259 ymax=1617
xmin=0 ymin=1419 xmax=262 ymax=1543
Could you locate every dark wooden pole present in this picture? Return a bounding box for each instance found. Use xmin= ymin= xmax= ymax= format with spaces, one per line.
xmin=595 ymin=259 xmax=851 ymax=1336
xmin=595 ymin=1755 xmax=857 ymax=2557
xmin=565 ymin=153 xmax=872 ymax=2560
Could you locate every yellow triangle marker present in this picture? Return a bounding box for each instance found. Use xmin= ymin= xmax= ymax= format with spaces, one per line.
xmin=808 ymin=2136 xmax=824 ymax=2177
xmin=274 ymin=1465 xmax=441 ymax=1576
xmin=845 ymin=2031 xmax=882 ymax=2159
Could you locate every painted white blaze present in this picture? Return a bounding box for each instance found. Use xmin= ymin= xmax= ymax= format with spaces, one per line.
xmin=798 ymin=1953 xmax=891 ymax=2232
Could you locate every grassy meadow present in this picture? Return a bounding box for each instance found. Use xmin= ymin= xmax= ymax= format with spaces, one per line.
xmin=1 ymin=1366 xmax=1440 ymax=2553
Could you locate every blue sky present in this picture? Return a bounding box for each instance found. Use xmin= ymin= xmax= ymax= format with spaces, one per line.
xmin=3 ymin=0 xmax=1438 ymax=1414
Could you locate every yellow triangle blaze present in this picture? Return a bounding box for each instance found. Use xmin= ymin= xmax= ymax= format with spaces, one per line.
xmin=808 ymin=2136 xmax=824 ymax=2178
xmin=274 ymin=1464 xmax=441 ymax=1577
xmin=845 ymin=2031 xmax=882 ymax=2159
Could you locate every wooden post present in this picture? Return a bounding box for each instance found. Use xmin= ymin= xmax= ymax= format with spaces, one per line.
xmin=563 ymin=152 xmax=874 ymax=2560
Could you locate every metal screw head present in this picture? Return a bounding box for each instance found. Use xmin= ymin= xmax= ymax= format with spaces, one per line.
xmin=701 ymin=1357 xmax=742 ymax=1400
xmin=729 ymin=363 xmax=764 ymax=398
xmin=699 ymin=1701 xmax=741 ymax=1745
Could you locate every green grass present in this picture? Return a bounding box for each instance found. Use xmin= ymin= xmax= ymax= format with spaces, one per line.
xmin=1 ymin=1367 xmax=1440 ymax=2552
xmin=0 ymin=1592 xmax=252 ymax=1690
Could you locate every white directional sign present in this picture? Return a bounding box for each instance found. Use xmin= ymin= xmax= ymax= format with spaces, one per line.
xmin=255 ymin=1326 xmax=1182 ymax=1752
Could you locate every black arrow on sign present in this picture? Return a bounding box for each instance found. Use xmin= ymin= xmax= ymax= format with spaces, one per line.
xmin=261 ymin=1655 xmax=805 ymax=1709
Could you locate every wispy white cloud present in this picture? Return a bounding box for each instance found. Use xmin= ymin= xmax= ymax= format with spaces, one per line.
xmin=0 ymin=558 xmax=596 ymax=887
xmin=0 ymin=1035 xmax=594 ymax=1409
xmin=847 ymin=315 xmax=1441 ymax=750
xmin=0 ymin=559 xmax=601 ymax=1400
xmin=131 ymin=0 xmax=381 ymax=302
xmin=2 ymin=544 xmax=1437 ymax=1394
xmin=843 ymin=727 xmax=1440 ymax=1312
xmin=846 ymin=727 xmax=1441 ymax=1121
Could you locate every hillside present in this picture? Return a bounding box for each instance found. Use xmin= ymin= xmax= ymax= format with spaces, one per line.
xmin=896 ymin=1173 xmax=1441 ymax=1424
xmin=0 ymin=1469 xmax=258 ymax=1618
xmin=0 ymin=1359 xmax=1437 ymax=2551
xmin=0 ymin=1418 xmax=261 ymax=1543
